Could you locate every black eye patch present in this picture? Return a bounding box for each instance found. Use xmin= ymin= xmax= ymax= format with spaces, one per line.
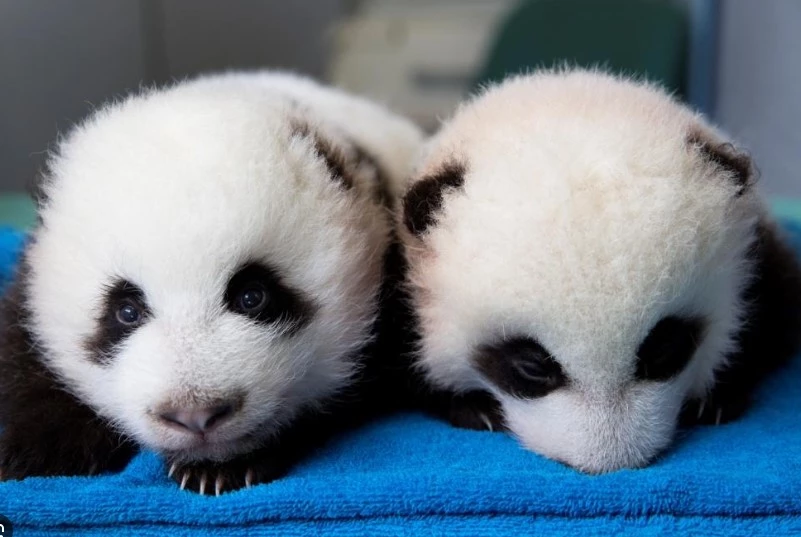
xmin=224 ymin=262 xmax=313 ymax=334
xmin=635 ymin=316 xmax=705 ymax=381
xmin=474 ymin=336 xmax=566 ymax=399
xmin=84 ymin=279 xmax=151 ymax=365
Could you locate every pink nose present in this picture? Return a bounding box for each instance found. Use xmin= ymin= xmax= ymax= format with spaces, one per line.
xmin=158 ymin=403 xmax=236 ymax=434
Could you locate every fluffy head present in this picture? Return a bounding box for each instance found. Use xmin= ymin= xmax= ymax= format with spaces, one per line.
xmin=399 ymin=69 xmax=764 ymax=473
xmin=22 ymin=71 xmax=422 ymax=462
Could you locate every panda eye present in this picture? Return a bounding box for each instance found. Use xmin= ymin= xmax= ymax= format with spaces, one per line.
xmin=235 ymin=284 xmax=268 ymax=314
xmin=115 ymin=302 xmax=143 ymax=326
xmin=474 ymin=336 xmax=566 ymax=398
xmin=85 ymin=279 xmax=151 ymax=365
xmin=224 ymin=262 xmax=314 ymax=332
xmin=635 ymin=316 xmax=705 ymax=381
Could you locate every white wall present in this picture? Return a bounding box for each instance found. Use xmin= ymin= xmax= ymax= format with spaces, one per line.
xmin=2 ymin=1 xmax=799 ymax=197
xmin=0 ymin=0 xmax=343 ymax=193
xmin=715 ymin=0 xmax=801 ymax=197
xmin=0 ymin=0 xmax=145 ymax=193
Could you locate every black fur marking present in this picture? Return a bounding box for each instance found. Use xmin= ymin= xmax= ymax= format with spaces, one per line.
xmin=681 ymin=220 xmax=801 ymax=426
xmin=84 ymin=279 xmax=151 ymax=365
xmin=314 ymin=136 xmax=353 ymax=190
xmin=635 ymin=316 xmax=705 ymax=382
xmin=0 ymin=259 xmax=137 ymax=479
xmin=688 ymin=132 xmax=753 ymax=195
xmin=224 ymin=262 xmax=314 ymax=334
xmin=291 ymin=120 xmax=393 ymax=208
xmin=402 ymin=162 xmax=466 ymax=237
xmin=474 ymin=336 xmax=566 ymax=399
xmin=348 ymin=236 xmax=431 ymax=414
xmin=291 ymin=121 xmax=354 ymax=190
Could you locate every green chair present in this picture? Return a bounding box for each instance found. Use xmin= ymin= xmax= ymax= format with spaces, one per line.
xmin=474 ymin=0 xmax=689 ymax=99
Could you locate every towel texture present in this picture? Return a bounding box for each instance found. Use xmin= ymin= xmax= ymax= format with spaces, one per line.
xmin=0 ymin=227 xmax=24 ymax=293
xmin=1 ymin=221 xmax=801 ymax=536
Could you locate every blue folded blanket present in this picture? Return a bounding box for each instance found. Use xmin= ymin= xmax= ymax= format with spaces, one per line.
xmin=2 ymin=221 xmax=801 ymax=536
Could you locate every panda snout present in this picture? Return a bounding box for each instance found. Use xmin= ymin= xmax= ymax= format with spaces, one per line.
xmin=156 ymin=396 xmax=243 ymax=435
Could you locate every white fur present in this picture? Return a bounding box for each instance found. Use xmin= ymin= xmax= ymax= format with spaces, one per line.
xmin=400 ymin=69 xmax=765 ymax=473
xmin=24 ymin=71 xmax=423 ymax=461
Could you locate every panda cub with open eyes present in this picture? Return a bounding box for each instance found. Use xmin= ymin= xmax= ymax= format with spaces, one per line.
xmin=0 ymin=71 xmax=423 ymax=494
xmin=397 ymin=69 xmax=801 ymax=474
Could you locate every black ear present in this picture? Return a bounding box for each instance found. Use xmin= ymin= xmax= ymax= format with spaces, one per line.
xmin=291 ymin=120 xmax=390 ymax=206
xmin=402 ymin=162 xmax=466 ymax=237
xmin=687 ymin=131 xmax=754 ymax=195
xmin=291 ymin=120 xmax=354 ymax=190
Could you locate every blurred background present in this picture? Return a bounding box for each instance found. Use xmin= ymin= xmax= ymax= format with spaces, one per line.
xmin=1 ymin=0 xmax=799 ymax=228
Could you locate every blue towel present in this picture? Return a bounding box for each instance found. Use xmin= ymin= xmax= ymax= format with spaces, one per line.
xmin=0 ymin=227 xmax=24 ymax=293
xmin=2 ymin=221 xmax=801 ymax=536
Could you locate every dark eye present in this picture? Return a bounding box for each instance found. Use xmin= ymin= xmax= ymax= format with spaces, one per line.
xmin=116 ymin=302 xmax=142 ymax=325
xmin=224 ymin=262 xmax=313 ymax=332
xmin=635 ymin=316 xmax=705 ymax=381
xmin=235 ymin=285 xmax=268 ymax=314
xmin=474 ymin=336 xmax=566 ymax=398
xmin=85 ymin=279 xmax=151 ymax=365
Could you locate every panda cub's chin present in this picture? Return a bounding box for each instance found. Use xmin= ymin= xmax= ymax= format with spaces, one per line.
xmin=398 ymin=68 xmax=801 ymax=473
xmin=161 ymin=433 xmax=264 ymax=465
xmin=0 ymin=70 xmax=423 ymax=494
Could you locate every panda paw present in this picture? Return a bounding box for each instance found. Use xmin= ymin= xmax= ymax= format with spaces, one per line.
xmin=680 ymin=391 xmax=750 ymax=427
xmin=0 ymin=428 xmax=134 ymax=480
xmin=168 ymin=454 xmax=288 ymax=496
xmin=446 ymin=391 xmax=506 ymax=432
xmin=0 ymin=443 xmax=100 ymax=481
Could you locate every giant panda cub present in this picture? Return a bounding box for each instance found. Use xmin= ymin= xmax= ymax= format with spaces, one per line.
xmin=397 ymin=69 xmax=801 ymax=473
xmin=0 ymin=71 xmax=423 ymax=494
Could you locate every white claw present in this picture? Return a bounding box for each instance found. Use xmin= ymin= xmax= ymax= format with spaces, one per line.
xmin=180 ymin=471 xmax=190 ymax=491
xmin=168 ymin=462 xmax=177 ymax=478
xmin=478 ymin=412 xmax=494 ymax=432
xmin=215 ymin=475 xmax=224 ymax=497
xmin=199 ymin=472 xmax=208 ymax=495
xmin=715 ymin=407 xmax=723 ymax=426
xmin=245 ymin=468 xmax=254 ymax=489
xmin=697 ymin=400 xmax=706 ymax=420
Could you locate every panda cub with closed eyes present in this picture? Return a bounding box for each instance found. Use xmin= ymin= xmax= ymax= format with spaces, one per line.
xmin=398 ymin=69 xmax=801 ymax=473
xmin=0 ymin=71 xmax=423 ymax=494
